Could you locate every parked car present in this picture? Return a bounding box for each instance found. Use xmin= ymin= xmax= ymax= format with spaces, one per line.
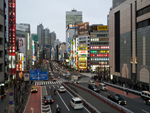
xmin=70 ymin=97 xmax=83 ymax=109
xmin=108 ymin=94 xmax=127 ymax=105
xmin=44 ymin=95 xmax=54 ymax=104
xmin=88 ymin=84 xmax=100 ymax=93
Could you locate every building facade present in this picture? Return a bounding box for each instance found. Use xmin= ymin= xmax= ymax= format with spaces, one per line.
xmin=109 ymin=0 xmax=150 ymax=89
xmin=0 ymin=0 xmax=5 ymax=95
xmin=90 ymin=25 xmax=109 ymax=75
xmin=37 ymin=24 xmax=44 ymax=50
xmin=50 ymin=32 xmax=56 ymax=49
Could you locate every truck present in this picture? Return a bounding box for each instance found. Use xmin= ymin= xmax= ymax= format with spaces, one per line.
xmin=71 ymin=75 xmax=79 ymax=84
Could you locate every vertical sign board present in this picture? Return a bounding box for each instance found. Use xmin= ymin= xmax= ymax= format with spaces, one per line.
xmin=9 ymin=92 xmax=14 ymax=113
xmin=24 ymin=73 xmax=29 ymax=81
xmin=30 ymin=69 xmax=48 ymax=81
xmin=9 ymin=0 xmax=16 ymax=75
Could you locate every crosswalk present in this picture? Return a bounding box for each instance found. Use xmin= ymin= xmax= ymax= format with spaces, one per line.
xmin=35 ymin=78 xmax=68 ymax=86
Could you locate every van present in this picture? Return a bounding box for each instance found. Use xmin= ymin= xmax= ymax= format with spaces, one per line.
xmin=141 ymin=91 xmax=150 ymax=100
xmin=70 ymin=97 xmax=83 ymax=109
xmin=99 ymin=83 xmax=107 ymax=91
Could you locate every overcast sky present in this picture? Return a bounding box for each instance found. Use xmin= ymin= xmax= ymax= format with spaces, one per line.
xmin=16 ymin=0 xmax=112 ymax=42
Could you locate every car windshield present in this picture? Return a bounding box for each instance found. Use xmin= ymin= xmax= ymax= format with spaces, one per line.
xmin=60 ymin=88 xmax=65 ymax=90
xmin=75 ymin=101 xmax=82 ymax=104
xmin=46 ymin=96 xmax=52 ymax=100
xmin=93 ymin=85 xmax=97 ymax=88
xmin=102 ymin=85 xmax=106 ymax=87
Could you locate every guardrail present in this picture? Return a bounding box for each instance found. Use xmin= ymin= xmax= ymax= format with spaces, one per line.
xmin=64 ymin=82 xmax=134 ymax=113
xmin=104 ymin=82 xmax=141 ymax=95
xmin=62 ymin=82 xmax=101 ymax=113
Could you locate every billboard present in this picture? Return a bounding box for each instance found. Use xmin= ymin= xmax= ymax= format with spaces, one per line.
xmin=66 ymin=15 xmax=82 ymax=27
xmin=78 ymin=47 xmax=88 ymax=51
xmin=90 ymin=25 xmax=108 ymax=32
xmin=16 ymin=37 xmax=26 ymax=57
xmin=78 ymin=22 xmax=89 ymax=36
xmin=68 ymin=24 xmax=78 ymax=29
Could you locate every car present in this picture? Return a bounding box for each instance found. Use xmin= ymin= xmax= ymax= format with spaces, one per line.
xmin=44 ymin=95 xmax=54 ymax=104
xmin=52 ymin=78 xmax=57 ymax=82
xmin=31 ymin=86 xmax=37 ymax=93
xmin=58 ymin=86 xmax=66 ymax=93
xmin=73 ymin=79 xmax=79 ymax=84
xmin=141 ymin=91 xmax=150 ymax=100
xmin=108 ymin=94 xmax=127 ymax=105
xmin=51 ymin=75 xmax=54 ymax=79
xmin=88 ymin=80 xmax=95 ymax=85
xmin=88 ymin=84 xmax=100 ymax=92
xmin=70 ymin=97 xmax=83 ymax=109
xmin=145 ymin=99 xmax=150 ymax=105
xmin=99 ymin=83 xmax=107 ymax=90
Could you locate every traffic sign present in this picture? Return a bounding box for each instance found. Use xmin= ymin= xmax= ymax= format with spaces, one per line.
xmin=24 ymin=73 xmax=29 ymax=81
xmin=9 ymin=92 xmax=13 ymax=96
xmin=9 ymin=101 xmax=13 ymax=105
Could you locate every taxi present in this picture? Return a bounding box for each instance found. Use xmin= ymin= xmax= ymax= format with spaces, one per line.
xmin=31 ymin=86 xmax=37 ymax=93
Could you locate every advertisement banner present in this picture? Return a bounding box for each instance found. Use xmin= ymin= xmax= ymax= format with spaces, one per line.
xmin=78 ymin=22 xmax=89 ymax=36
xmin=16 ymin=37 xmax=26 ymax=57
xmin=78 ymin=47 xmax=88 ymax=51
xmin=97 ymin=25 xmax=108 ymax=31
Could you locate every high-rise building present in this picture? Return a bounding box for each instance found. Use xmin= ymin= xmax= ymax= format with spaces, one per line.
xmin=50 ymin=32 xmax=56 ymax=48
xmin=90 ymin=24 xmax=109 ymax=77
xmin=109 ymin=0 xmax=150 ymax=89
xmin=44 ymin=28 xmax=50 ymax=45
xmin=66 ymin=9 xmax=82 ymax=27
xmin=37 ymin=24 xmax=44 ymax=50
xmin=0 ymin=0 xmax=5 ymax=95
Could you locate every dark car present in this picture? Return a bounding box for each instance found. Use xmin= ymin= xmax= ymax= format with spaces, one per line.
xmin=44 ymin=95 xmax=54 ymax=104
xmin=108 ymin=94 xmax=127 ymax=105
xmin=88 ymin=84 xmax=100 ymax=93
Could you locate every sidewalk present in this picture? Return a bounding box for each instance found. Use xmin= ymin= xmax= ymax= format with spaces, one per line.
xmin=0 ymin=86 xmax=14 ymax=113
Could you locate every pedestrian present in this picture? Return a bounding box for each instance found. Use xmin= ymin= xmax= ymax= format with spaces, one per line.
xmin=1 ymin=95 xmax=4 ymax=101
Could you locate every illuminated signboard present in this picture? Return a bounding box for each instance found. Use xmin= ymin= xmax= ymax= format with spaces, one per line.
xmin=78 ymin=47 xmax=88 ymax=51
xmin=90 ymin=25 xmax=108 ymax=31
xmin=78 ymin=22 xmax=89 ymax=36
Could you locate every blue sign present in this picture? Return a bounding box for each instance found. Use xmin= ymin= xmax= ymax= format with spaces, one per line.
xmin=9 ymin=101 xmax=13 ymax=105
xmin=9 ymin=92 xmax=13 ymax=96
xmin=30 ymin=69 xmax=48 ymax=81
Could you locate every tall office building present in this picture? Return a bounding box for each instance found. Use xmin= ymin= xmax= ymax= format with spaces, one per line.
xmin=37 ymin=24 xmax=44 ymax=50
xmin=50 ymin=32 xmax=56 ymax=48
xmin=44 ymin=28 xmax=50 ymax=45
xmin=66 ymin=9 xmax=82 ymax=27
xmin=0 ymin=0 xmax=5 ymax=95
xmin=109 ymin=0 xmax=150 ymax=88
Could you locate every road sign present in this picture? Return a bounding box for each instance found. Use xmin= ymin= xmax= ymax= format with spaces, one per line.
xmin=24 ymin=73 xmax=29 ymax=81
xmin=30 ymin=69 xmax=48 ymax=81
xmin=9 ymin=92 xmax=13 ymax=96
xmin=9 ymin=101 xmax=13 ymax=105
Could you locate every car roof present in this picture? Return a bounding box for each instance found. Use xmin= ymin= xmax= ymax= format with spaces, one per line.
xmin=142 ymin=91 xmax=150 ymax=94
xmin=99 ymin=83 xmax=105 ymax=85
xmin=72 ymin=97 xmax=82 ymax=101
xmin=45 ymin=95 xmax=52 ymax=99
xmin=60 ymin=86 xmax=65 ymax=88
xmin=32 ymin=86 xmax=37 ymax=88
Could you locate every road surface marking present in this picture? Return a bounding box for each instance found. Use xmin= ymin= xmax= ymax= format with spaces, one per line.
xmin=66 ymin=90 xmax=91 ymax=113
xmin=142 ymin=109 xmax=149 ymax=113
xmin=124 ymin=92 xmax=126 ymax=95
xmin=49 ymin=86 xmax=51 ymax=89
xmin=30 ymin=107 xmax=34 ymax=113
xmin=57 ymin=91 xmax=70 ymax=111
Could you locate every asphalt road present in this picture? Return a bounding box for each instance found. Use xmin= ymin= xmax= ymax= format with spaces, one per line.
xmin=79 ymin=83 xmax=150 ymax=113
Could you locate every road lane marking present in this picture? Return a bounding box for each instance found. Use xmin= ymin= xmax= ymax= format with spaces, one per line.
xmin=66 ymin=90 xmax=91 ymax=113
xmin=142 ymin=109 xmax=149 ymax=113
xmin=56 ymin=91 xmax=70 ymax=111
xmin=49 ymin=86 xmax=51 ymax=89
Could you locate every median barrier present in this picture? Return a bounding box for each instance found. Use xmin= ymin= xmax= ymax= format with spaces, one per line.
xmin=104 ymin=82 xmax=141 ymax=95
xmin=63 ymin=82 xmax=134 ymax=113
xmin=62 ymin=82 xmax=100 ymax=113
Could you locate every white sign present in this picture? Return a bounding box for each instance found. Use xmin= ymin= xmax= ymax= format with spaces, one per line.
xmin=24 ymin=73 xmax=29 ymax=81
xmin=16 ymin=23 xmax=29 ymax=32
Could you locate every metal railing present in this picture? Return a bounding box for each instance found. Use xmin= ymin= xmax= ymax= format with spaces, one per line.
xmin=64 ymin=82 xmax=134 ymax=113
xmin=62 ymin=82 xmax=101 ymax=113
xmin=104 ymin=82 xmax=141 ymax=95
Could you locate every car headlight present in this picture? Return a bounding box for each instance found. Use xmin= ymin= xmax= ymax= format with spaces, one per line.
xmin=124 ymin=100 xmax=126 ymax=103
xmin=94 ymin=89 xmax=97 ymax=91
xmin=148 ymin=100 xmax=150 ymax=102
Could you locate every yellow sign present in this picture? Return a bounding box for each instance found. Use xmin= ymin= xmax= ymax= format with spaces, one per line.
xmin=97 ymin=25 xmax=108 ymax=31
xmin=78 ymin=47 xmax=87 ymax=51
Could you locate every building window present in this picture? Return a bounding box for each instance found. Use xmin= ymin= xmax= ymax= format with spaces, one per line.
xmin=0 ymin=38 xmax=3 ymax=45
xmin=0 ymin=64 xmax=3 ymax=72
xmin=137 ymin=19 xmax=150 ymax=29
xmin=137 ymin=5 xmax=150 ymax=17
xmin=0 ymin=24 xmax=3 ymax=32
xmin=0 ymin=51 xmax=3 ymax=57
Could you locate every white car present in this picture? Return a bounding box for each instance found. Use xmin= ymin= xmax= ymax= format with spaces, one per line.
xmin=70 ymin=97 xmax=83 ymax=109
xmin=63 ymin=73 xmax=66 ymax=76
xmin=58 ymin=86 xmax=66 ymax=93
